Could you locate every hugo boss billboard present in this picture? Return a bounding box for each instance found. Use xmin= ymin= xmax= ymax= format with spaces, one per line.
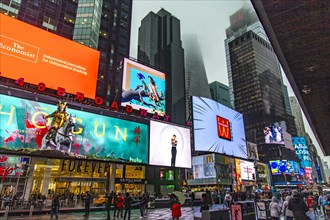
xmin=0 ymin=94 xmax=149 ymax=163
xmin=0 ymin=14 xmax=100 ymax=98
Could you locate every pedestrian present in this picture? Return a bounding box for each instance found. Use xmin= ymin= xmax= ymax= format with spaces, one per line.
xmin=83 ymin=191 xmax=91 ymax=217
xmin=123 ymin=192 xmax=132 ymax=220
xmin=105 ymin=190 xmax=113 ymax=220
xmin=312 ymin=194 xmax=318 ymax=217
xmin=116 ymin=192 xmax=124 ymax=219
xmin=282 ymin=195 xmax=294 ymax=220
xmin=190 ymin=191 xmax=195 ymax=208
xmin=269 ymin=197 xmax=281 ymax=220
xmin=113 ymin=192 xmax=118 ymax=218
xmin=225 ymin=191 xmax=232 ymax=207
xmin=50 ymin=194 xmax=60 ymax=220
xmin=200 ymin=193 xmax=209 ymax=212
xmin=139 ymin=193 xmax=146 ymax=219
xmin=171 ymin=197 xmax=182 ymax=220
xmin=288 ymin=190 xmax=309 ymax=220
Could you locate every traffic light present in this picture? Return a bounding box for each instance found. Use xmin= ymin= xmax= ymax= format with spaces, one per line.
xmin=252 ymin=173 xmax=255 ymax=180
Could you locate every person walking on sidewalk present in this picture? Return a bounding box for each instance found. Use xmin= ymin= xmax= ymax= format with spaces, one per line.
xmin=123 ymin=192 xmax=133 ymax=220
xmin=116 ymin=192 xmax=124 ymax=219
xmin=282 ymin=195 xmax=294 ymax=220
xmin=83 ymin=191 xmax=91 ymax=217
xmin=139 ymin=193 xmax=147 ymax=219
xmin=288 ymin=190 xmax=309 ymax=220
xmin=269 ymin=197 xmax=281 ymax=220
xmin=50 ymin=194 xmax=60 ymax=220
xmin=113 ymin=192 xmax=118 ymax=218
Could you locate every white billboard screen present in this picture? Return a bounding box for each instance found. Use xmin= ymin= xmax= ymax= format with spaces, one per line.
xmin=149 ymin=121 xmax=191 ymax=168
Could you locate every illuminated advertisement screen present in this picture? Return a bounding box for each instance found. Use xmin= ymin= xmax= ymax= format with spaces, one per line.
xmin=121 ymin=58 xmax=166 ymax=115
xmin=192 ymin=96 xmax=247 ymax=158
xmin=149 ymin=121 xmax=191 ymax=168
xmin=0 ymin=94 xmax=149 ymax=163
xmin=292 ymin=137 xmax=312 ymax=168
xmin=0 ymin=14 xmax=100 ymax=98
xmin=193 ymin=154 xmax=216 ymax=179
xmin=0 ymin=155 xmax=30 ymax=177
xmin=269 ymin=160 xmax=301 ymax=175
xmin=239 ymin=160 xmax=256 ymax=181
xmin=263 ymin=124 xmax=284 ymax=144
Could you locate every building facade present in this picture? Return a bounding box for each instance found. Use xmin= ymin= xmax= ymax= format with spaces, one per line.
xmin=138 ymin=9 xmax=186 ymax=125
xmin=225 ymin=7 xmax=296 ymax=144
xmin=289 ymin=96 xmax=306 ymax=137
xmin=183 ymin=34 xmax=211 ymax=120
xmin=209 ymin=81 xmax=232 ymax=109
xmin=1 ymin=0 xmax=133 ymax=104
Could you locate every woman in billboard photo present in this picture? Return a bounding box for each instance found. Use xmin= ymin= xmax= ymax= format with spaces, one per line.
xmin=171 ymin=135 xmax=178 ymax=167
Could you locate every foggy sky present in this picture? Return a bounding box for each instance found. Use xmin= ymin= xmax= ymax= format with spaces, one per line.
xmin=129 ymin=0 xmax=327 ymax=160
xmin=130 ymin=0 xmax=248 ymax=85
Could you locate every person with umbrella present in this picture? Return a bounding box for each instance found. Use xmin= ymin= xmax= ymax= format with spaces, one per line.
xmin=170 ymin=193 xmax=182 ymax=220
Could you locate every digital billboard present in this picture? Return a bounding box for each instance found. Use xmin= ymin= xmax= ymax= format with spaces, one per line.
xmin=239 ymin=160 xmax=256 ymax=181
xmin=0 ymin=94 xmax=149 ymax=163
xmin=0 ymin=14 xmax=100 ymax=98
xmin=0 ymin=155 xmax=30 ymax=177
xmin=192 ymin=96 xmax=247 ymax=158
xmin=149 ymin=121 xmax=191 ymax=168
xmin=192 ymin=154 xmax=216 ymax=179
xmin=263 ymin=124 xmax=284 ymax=144
xmin=121 ymin=58 xmax=166 ymax=115
xmin=292 ymin=137 xmax=312 ymax=168
xmin=269 ymin=160 xmax=301 ymax=175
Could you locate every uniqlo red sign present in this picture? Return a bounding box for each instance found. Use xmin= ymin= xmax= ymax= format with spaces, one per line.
xmin=217 ymin=115 xmax=231 ymax=141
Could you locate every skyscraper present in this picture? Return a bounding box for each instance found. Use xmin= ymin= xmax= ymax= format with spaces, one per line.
xmin=138 ymin=9 xmax=185 ymax=125
xmin=225 ymin=7 xmax=296 ymax=143
xmin=209 ymin=81 xmax=232 ymax=109
xmin=183 ymin=34 xmax=211 ymax=120
xmin=1 ymin=0 xmax=133 ymax=104
xmin=289 ymin=96 xmax=306 ymax=137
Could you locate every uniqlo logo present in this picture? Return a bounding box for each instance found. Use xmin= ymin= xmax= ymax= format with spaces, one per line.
xmin=217 ymin=115 xmax=231 ymax=141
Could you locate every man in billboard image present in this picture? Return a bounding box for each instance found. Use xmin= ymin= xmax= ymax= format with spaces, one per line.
xmin=171 ymin=135 xmax=178 ymax=167
xmin=43 ymin=101 xmax=68 ymax=140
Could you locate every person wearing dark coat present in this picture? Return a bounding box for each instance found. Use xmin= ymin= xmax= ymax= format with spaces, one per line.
xmin=83 ymin=191 xmax=91 ymax=217
xmin=288 ymin=190 xmax=309 ymax=220
xmin=123 ymin=192 xmax=133 ymax=220
xmin=50 ymin=195 xmax=60 ymax=220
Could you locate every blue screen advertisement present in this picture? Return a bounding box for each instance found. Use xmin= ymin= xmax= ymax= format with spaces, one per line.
xmin=269 ymin=160 xmax=301 ymax=175
xmin=292 ymin=137 xmax=312 ymax=168
xmin=121 ymin=58 xmax=166 ymax=115
xmin=0 ymin=94 xmax=149 ymax=163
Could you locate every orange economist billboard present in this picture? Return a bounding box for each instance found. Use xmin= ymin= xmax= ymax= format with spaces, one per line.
xmin=0 ymin=14 xmax=100 ymax=98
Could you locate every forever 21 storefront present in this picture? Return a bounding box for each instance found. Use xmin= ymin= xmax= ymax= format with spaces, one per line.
xmin=0 ymin=93 xmax=150 ymax=201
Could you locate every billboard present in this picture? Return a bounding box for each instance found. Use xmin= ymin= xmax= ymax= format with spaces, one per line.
xmin=121 ymin=58 xmax=166 ymax=115
xmin=292 ymin=137 xmax=312 ymax=168
xmin=192 ymin=154 xmax=216 ymax=179
xmin=0 ymin=155 xmax=30 ymax=178
xmin=239 ymin=160 xmax=256 ymax=181
xmin=246 ymin=141 xmax=259 ymax=160
xmin=192 ymin=96 xmax=247 ymax=158
xmin=0 ymin=94 xmax=149 ymax=163
xmin=263 ymin=124 xmax=284 ymax=144
xmin=0 ymin=14 xmax=100 ymax=98
xmin=149 ymin=121 xmax=191 ymax=168
xmin=269 ymin=160 xmax=301 ymax=175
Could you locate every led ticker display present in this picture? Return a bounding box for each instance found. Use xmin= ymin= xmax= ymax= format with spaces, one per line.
xmin=0 ymin=14 xmax=100 ymax=98
xmin=122 ymin=58 xmax=166 ymax=115
xmin=192 ymin=96 xmax=247 ymax=158
xmin=0 ymin=94 xmax=149 ymax=163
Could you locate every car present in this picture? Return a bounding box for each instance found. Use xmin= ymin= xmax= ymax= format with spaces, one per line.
xmin=93 ymin=195 xmax=107 ymax=206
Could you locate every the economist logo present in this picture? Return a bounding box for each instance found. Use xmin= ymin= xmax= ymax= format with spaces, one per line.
xmin=216 ymin=115 xmax=231 ymax=141
xmin=0 ymin=14 xmax=100 ymax=98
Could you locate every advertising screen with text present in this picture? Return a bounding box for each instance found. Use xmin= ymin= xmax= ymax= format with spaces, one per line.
xmin=192 ymin=96 xmax=247 ymax=158
xmin=0 ymin=94 xmax=149 ymax=163
xmin=0 ymin=14 xmax=100 ymax=98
